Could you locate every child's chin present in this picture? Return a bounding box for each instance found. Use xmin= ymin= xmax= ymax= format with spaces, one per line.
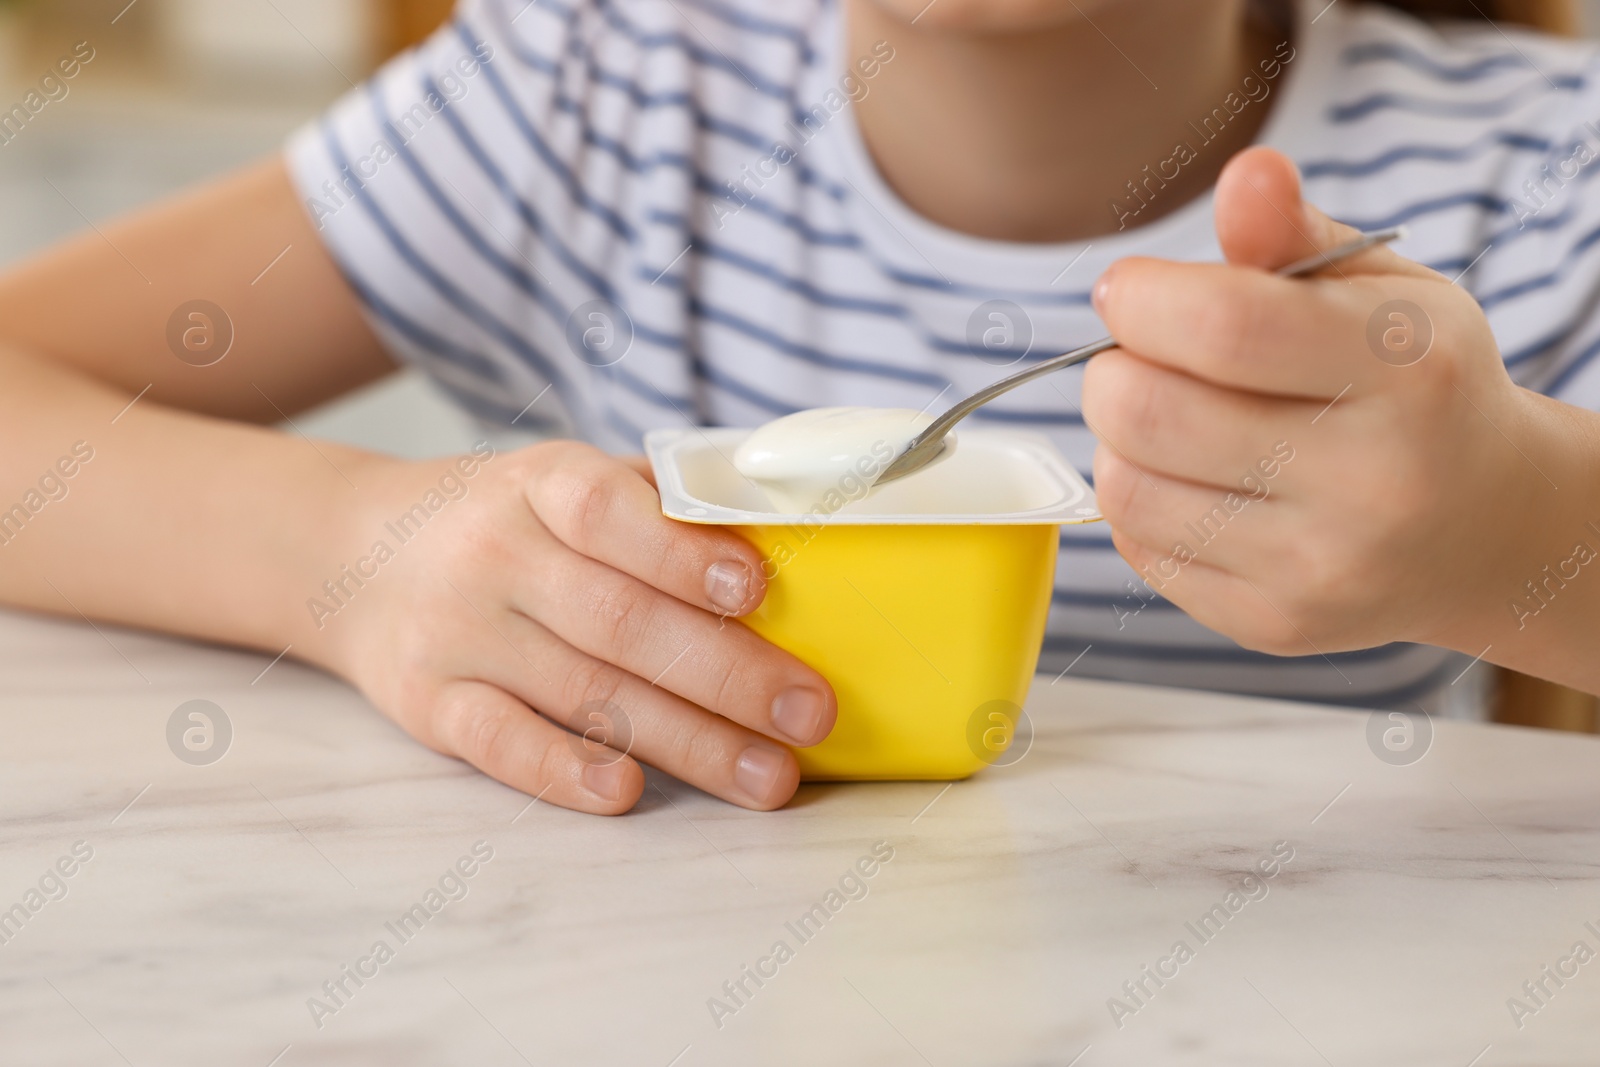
xmin=862 ymin=0 xmax=1110 ymax=33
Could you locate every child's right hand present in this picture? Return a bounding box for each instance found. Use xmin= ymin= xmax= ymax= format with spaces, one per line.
xmin=308 ymin=440 xmax=837 ymax=815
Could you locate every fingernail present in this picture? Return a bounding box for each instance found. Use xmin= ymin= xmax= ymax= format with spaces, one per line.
xmin=1092 ymin=273 xmax=1113 ymax=313
xmin=582 ymin=759 xmax=628 ymax=802
xmin=771 ymin=686 xmax=826 ymax=745
xmin=734 ymin=745 xmax=787 ymax=805
xmin=705 ymin=560 xmax=754 ymax=614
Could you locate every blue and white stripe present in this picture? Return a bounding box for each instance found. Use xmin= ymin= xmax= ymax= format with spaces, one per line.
xmin=288 ymin=0 xmax=1600 ymax=715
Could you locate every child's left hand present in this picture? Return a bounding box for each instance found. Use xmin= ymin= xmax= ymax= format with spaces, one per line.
xmin=1083 ymin=146 xmax=1592 ymax=679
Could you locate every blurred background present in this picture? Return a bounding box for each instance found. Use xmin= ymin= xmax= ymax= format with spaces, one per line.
xmin=0 ymin=0 xmax=474 ymax=457
xmin=0 ymin=0 xmax=1594 ymax=732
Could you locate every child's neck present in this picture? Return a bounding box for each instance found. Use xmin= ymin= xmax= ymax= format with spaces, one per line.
xmin=846 ymin=0 xmax=1283 ymax=243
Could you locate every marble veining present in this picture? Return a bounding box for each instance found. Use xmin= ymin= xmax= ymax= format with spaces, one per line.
xmin=2 ymin=606 xmax=1599 ymax=1066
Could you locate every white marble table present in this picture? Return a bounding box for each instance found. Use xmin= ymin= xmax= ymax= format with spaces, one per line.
xmin=2 ymin=606 xmax=1598 ymax=1066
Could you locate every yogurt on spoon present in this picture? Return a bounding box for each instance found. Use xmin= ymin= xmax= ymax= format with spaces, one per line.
xmin=732 ymin=406 xmax=943 ymax=513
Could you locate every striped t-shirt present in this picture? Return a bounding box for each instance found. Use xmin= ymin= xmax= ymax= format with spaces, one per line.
xmin=287 ymin=0 xmax=1600 ymax=716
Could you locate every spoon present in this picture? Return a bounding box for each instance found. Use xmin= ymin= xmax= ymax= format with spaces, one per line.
xmin=873 ymin=225 xmax=1409 ymax=487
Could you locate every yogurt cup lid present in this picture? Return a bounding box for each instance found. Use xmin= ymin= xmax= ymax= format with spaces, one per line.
xmin=646 ymin=427 xmax=1102 ymax=526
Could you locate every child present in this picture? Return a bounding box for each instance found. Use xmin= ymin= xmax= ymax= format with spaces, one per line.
xmin=0 ymin=0 xmax=1596 ymax=815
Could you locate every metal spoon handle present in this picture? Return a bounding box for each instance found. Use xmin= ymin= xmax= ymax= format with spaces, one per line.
xmin=876 ymin=225 xmax=1408 ymax=486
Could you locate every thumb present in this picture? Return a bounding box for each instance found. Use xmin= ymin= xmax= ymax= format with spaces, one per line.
xmin=1214 ymin=146 xmax=1429 ymax=278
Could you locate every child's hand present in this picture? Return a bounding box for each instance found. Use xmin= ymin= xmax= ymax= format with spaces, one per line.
xmin=313 ymin=441 xmax=836 ymax=815
xmin=1083 ymin=146 xmax=1571 ymax=664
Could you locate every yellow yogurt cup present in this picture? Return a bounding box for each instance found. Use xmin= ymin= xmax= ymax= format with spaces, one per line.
xmin=646 ymin=428 xmax=1101 ymax=780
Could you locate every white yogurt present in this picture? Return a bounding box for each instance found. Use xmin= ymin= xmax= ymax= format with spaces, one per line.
xmin=732 ymin=406 xmax=940 ymax=513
